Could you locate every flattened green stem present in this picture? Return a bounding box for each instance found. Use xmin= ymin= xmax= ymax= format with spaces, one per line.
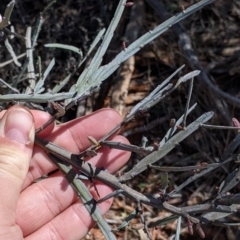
xmin=120 ymin=112 xmax=214 ymax=181
xmin=0 ymin=1 xmax=15 ymax=30
xmin=0 ymin=92 xmax=73 ymax=102
xmin=93 ymin=0 xmax=215 ymax=85
xmin=101 ymin=141 xmax=153 ymax=154
xmin=49 ymin=154 xmax=116 ymax=240
xmin=35 ymin=136 xmax=163 ymax=208
xmin=35 ymin=112 xmax=214 ymax=212
xmin=150 ymin=163 xmax=220 ymax=172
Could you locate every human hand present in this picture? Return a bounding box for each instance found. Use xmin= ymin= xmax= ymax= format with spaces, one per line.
xmin=0 ymin=105 xmax=130 ymax=240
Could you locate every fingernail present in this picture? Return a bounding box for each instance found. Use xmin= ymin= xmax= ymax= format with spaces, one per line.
xmin=4 ymin=110 xmax=34 ymax=144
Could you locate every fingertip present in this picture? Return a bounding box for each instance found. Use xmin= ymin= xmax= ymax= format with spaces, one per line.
xmin=93 ymin=108 xmax=123 ymax=124
xmin=0 ymin=106 xmax=35 ymax=226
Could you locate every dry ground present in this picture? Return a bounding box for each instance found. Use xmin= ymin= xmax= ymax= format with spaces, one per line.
xmin=0 ymin=0 xmax=240 ymax=239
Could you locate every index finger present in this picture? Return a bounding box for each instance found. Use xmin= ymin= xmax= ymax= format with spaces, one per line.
xmin=46 ymin=108 xmax=123 ymax=153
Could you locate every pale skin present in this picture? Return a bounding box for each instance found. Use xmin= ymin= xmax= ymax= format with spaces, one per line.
xmin=0 ymin=106 xmax=130 ymax=240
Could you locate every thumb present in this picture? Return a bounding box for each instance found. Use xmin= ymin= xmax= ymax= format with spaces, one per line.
xmin=0 ymin=106 xmax=35 ymax=227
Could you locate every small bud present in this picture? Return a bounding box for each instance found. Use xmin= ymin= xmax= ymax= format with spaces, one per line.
xmin=116 ymin=171 xmax=121 ymax=177
xmin=124 ymin=2 xmax=134 ymax=7
xmin=187 ymin=219 xmax=193 ymax=235
xmin=232 ymin=118 xmax=240 ymax=132
xmin=153 ymin=142 xmax=159 ymax=150
xmin=170 ymin=118 xmax=176 ymax=127
xmin=87 ymin=136 xmax=100 ymax=147
xmin=176 ymin=125 xmax=183 ymax=130
xmin=196 ymin=224 xmax=205 ymax=238
xmin=200 ymin=162 xmax=208 ymax=167
xmin=85 ymin=150 xmax=97 ymax=157
xmin=232 ymin=117 xmax=240 ymax=127
xmin=122 ymin=41 xmax=126 ymax=50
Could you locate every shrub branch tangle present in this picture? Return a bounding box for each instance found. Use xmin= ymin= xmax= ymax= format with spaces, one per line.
xmin=2 ymin=0 xmax=240 ymax=239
